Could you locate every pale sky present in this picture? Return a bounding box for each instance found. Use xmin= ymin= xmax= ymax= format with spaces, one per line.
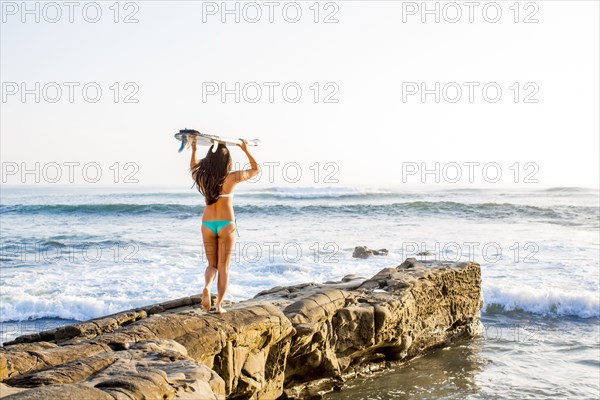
xmin=1 ymin=1 xmax=598 ymax=188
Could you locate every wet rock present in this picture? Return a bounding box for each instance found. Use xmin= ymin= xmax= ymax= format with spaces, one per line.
xmin=352 ymin=246 xmax=389 ymax=258
xmin=341 ymin=274 xmax=365 ymax=282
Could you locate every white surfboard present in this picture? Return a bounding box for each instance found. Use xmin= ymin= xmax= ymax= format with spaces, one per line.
xmin=175 ymin=129 xmax=260 ymax=152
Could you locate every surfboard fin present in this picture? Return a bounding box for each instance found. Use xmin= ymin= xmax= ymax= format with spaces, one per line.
xmin=177 ymin=135 xmax=187 ymax=153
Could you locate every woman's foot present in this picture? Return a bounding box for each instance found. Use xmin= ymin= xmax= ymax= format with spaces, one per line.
xmin=201 ymin=288 xmax=211 ymax=311
xmin=215 ymin=303 xmax=227 ymax=314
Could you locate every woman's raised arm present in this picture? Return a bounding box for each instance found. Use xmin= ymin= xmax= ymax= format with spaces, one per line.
xmin=231 ymin=139 xmax=260 ymax=183
xmin=190 ymin=140 xmax=198 ymax=171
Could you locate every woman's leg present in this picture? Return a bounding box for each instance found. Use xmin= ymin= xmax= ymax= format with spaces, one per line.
xmin=216 ymin=223 xmax=236 ymax=313
xmin=201 ymin=224 xmax=218 ymax=311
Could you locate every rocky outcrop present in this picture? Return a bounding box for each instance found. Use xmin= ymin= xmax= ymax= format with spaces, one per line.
xmin=0 ymin=258 xmax=483 ymax=399
xmin=352 ymin=246 xmax=389 ymax=258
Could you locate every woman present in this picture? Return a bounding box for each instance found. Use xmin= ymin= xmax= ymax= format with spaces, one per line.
xmin=190 ymin=136 xmax=260 ymax=313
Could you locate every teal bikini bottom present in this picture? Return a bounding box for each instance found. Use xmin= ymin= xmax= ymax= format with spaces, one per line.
xmin=202 ymin=220 xmax=236 ymax=236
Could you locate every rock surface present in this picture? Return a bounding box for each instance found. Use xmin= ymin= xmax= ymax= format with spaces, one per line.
xmin=0 ymin=258 xmax=483 ymax=399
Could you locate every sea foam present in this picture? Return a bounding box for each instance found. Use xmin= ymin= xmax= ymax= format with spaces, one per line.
xmin=483 ymin=284 xmax=599 ymax=318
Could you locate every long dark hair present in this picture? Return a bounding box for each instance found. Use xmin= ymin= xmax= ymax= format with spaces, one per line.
xmin=191 ymin=143 xmax=232 ymax=205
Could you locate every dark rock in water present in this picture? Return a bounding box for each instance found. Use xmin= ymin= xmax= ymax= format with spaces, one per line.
xmin=352 ymin=246 xmax=389 ymax=258
xmin=352 ymin=246 xmax=372 ymax=258
xmin=0 ymin=259 xmax=484 ymax=399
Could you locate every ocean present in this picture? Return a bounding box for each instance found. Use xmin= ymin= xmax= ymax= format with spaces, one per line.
xmin=0 ymin=185 xmax=598 ymax=399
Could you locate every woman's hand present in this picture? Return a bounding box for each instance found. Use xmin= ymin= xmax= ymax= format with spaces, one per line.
xmin=190 ymin=136 xmax=197 ymax=151
xmin=237 ymin=138 xmax=249 ymax=152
